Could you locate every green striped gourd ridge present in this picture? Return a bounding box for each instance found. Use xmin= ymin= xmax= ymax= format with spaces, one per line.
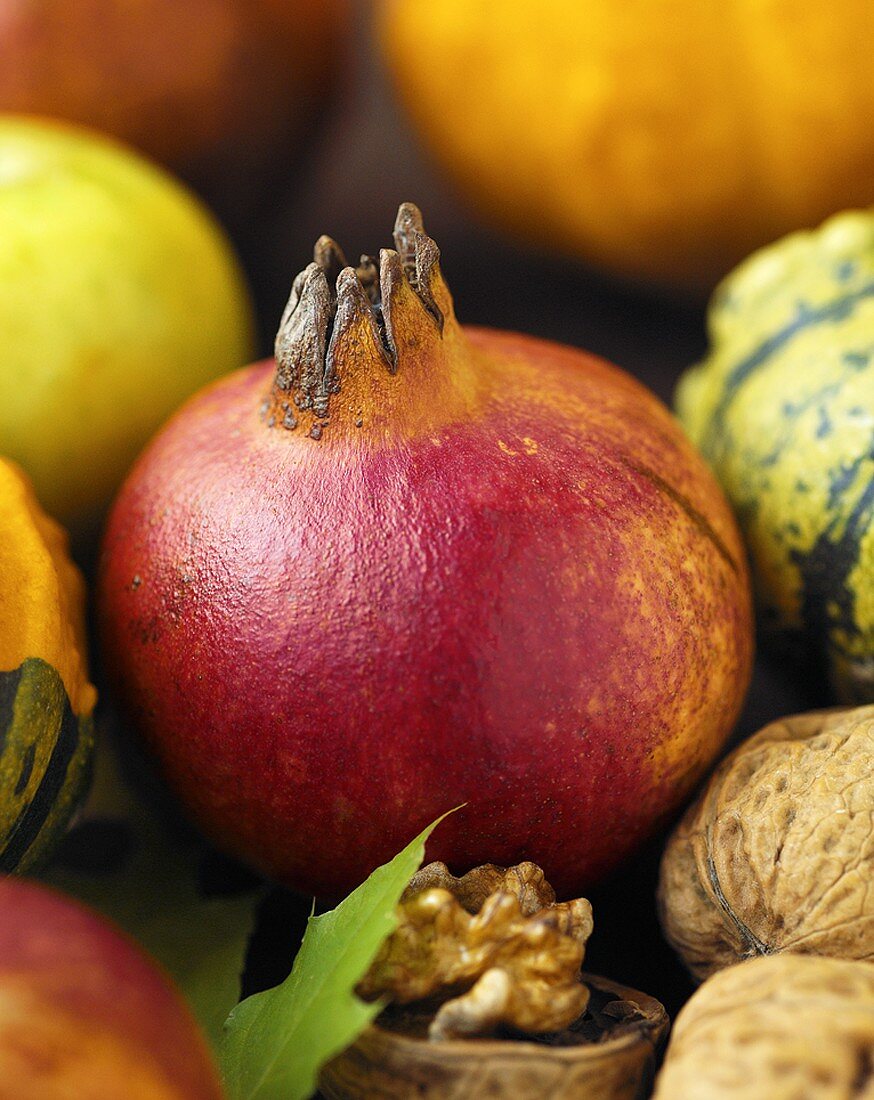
xmin=0 ymin=657 xmax=93 ymax=873
xmin=677 ymin=211 xmax=874 ymax=703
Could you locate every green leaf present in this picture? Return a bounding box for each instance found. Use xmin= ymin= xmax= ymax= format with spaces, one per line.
xmin=42 ymin=739 xmax=261 ymax=1048
xmin=220 ymin=810 xmax=455 ymax=1100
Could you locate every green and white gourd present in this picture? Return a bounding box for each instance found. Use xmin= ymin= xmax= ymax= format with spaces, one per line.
xmin=678 ymin=211 xmax=874 ymax=702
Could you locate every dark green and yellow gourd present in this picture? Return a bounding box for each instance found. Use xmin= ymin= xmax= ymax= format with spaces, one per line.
xmin=0 ymin=458 xmax=95 ymax=872
xmin=677 ymin=211 xmax=874 ymax=702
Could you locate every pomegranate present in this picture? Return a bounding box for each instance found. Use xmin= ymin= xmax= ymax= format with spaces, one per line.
xmin=99 ymin=206 xmax=753 ymax=898
xmin=0 ymin=877 xmax=222 ymax=1099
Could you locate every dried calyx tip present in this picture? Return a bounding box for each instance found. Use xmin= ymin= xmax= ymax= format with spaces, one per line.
xmin=391 ymin=202 xmax=443 ymax=333
xmin=270 ymin=203 xmax=445 ymax=430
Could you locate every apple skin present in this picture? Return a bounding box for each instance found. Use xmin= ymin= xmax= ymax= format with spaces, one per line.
xmin=0 ymin=0 xmax=348 ymax=187
xmin=0 ymin=115 xmax=254 ymax=540
xmin=99 ymin=306 xmax=754 ymax=899
xmin=0 ymin=876 xmax=223 ymax=1099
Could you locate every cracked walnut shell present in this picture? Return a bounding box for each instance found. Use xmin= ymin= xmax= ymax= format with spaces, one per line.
xmin=322 ymin=972 xmax=669 ymax=1100
xmin=658 ymin=706 xmax=874 ymax=980
xmin=323 ymin=860 xmax=668 ymax=1099
xmin=652 ymin=954 xmax=874 ymax=1099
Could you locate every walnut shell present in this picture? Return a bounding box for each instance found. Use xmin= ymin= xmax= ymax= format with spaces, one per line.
xmin=658 ymin=706 xmax=874 ymax=980
xmin=652 ymin=954 xmax=874 ymax=1099
xmin=320 ymin=973 xmax=669 ymax=1100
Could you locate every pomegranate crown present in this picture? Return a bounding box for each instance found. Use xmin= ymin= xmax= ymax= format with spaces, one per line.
xmin=269 ymin=203 xmax=449 ymax=429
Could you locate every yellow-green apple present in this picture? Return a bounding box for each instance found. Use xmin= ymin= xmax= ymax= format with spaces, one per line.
xmin=0 ymin=115 xmax=254 ymax=540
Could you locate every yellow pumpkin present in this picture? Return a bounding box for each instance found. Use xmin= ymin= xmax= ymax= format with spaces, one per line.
xmin=379 ymin=0 xmax=874 ymax=290
xmin=0 ymin=458 xmax=96 ymax=872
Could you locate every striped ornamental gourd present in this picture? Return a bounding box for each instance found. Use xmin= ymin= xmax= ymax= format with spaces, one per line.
xmin=677 ymin=211 xmax=874 ymax=702
xmin=0 ymin=458 xmax=95 ymax=872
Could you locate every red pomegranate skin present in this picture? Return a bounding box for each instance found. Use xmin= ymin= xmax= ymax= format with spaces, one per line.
xmin=0 ymin=876 xmax=223 ymax=1099
xmin=99 ymin=218 xmax=753 ymax=899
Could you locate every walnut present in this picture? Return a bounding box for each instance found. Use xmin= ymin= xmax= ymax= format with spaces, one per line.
xmin=357 ymin=861 xmax=594 ymax=1039
xmin=652 ymin=954 xmax=874 ymax=1099
xmin=658 ymin=706 xmax=874 ymax=980
xmin=321 ymin=972 xmax=669 ymax=1100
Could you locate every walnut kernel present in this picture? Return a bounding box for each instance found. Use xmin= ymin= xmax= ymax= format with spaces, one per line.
xmin=357 ymin=861 xmax=593 ymax=1040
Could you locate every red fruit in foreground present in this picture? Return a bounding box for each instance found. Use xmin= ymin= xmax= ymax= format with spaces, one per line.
xmin=99 ymin=205 xmax=753 ymax=898
xmin=0 ymin=877 xmax=222 ymax=1099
